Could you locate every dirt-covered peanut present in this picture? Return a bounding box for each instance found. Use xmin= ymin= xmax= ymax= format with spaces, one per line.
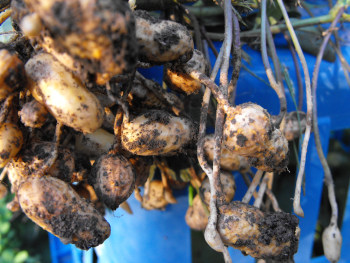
xmin=7 ymin=142 xmax=75 ymax=192
xmin=0 ymin=183 xmax=7 ymax=199
xmin=0 ymin=49 xmax=26 ymax=101
xmin=247 ymin=129 xmax=289 ymax=172
xmin=17 ymin=176 xmax=111 ymax=249
xmin=75 ymin=128 xmax=114 ymax=158
xmin=223 ymin=103 xmax=272 ymax=156
xmin=0 ymin=123 xmax=23 ymax=168
xmin=89 ymin=154 xmax=135 ymax=210
xmin=165 ymin=50 xmax=208 ymax=95
xmin=200 ymin=172 xmax=236 ymax=206
xmin=19 ymin=100 xmax=49 ymax=128
xmin=21 ymin=0 xmax=137 ymax=84
xmin=122 ymin=110 xmax=196 ymax=156
xmin=204 ymin=134 xmax=249 ymax=172
xmin=142 ymin=180 xmax=168 ymax=210
xmin=322 ymin=225 xmax=342 ymax=263
xmin=25 ymin=53 xmax=104 ymax=133
xmin=185 ymin=195 xmax=208 ymax=231
xmin=217 ymin=201 xmax=299 ymax=261
xmin=135 ymin=10 xmax=193 ymax=64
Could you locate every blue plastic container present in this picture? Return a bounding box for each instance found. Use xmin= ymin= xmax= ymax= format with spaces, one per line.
xmin=49 ymin=1 xmax=350 ymax=262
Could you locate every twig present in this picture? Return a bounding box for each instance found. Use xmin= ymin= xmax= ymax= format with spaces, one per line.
xmin=242 ymin=170 xmax=264 ymax=203
xmin=203 ymin=2 xmax=233 ymax=262
xmin=253 ymin=173 xmax=269 ymax=208
xmin=276 ymin=0 xmax=313 ymax=218
xmin=312 ymin=7 xmax=344 ymax=226
xmin=242 ymin=171 xmax=281 ymax=212
xmin=228 ymin=11 xmax=241 ymax=106
xmin=261 ymin=0 xmax=286 ymax=128
xmin=204 ymin=12 xmax=350 ymax=40
xmin=283 ymin=33 xmax=304 ymax=111
xmin=200 ymin=26 xmax=219 ymax=58
xmin=181 ymin=5 xmax=203 ymax=53
xmin=106 ymin=81 xmax=130 ymax=122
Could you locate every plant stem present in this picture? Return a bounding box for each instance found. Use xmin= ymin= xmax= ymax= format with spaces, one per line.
xmin=312 ymin=7 xmax=345 ymax=226
xmin=242 ymin=170 xmax=264 ymax=203
xmin=283 ymin=33 xmax=304 ymax=111
xmin=253 ymin=172 xmax=268 ymax=208
xmin=261 ymin=0 xmax=286 ymax=128
xmin=276 ymin=0 xmax=312 ymax=218
xmin=228 ymin=11 xmax=241 ymax=105
xmin=204 ymin=13 xmax=349 ymax=40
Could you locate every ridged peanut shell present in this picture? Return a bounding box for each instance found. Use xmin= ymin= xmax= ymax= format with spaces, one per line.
xmin=25 ymin=53 xmax=103 ymax=133
xmin=17 ymin=176 xmax=111 ymax=250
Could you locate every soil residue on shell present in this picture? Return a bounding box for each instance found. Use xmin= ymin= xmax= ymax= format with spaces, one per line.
xmin=142 ymin=111 xmax=171 ymax=126
xmin=153 ymin=23 xmax=180 ymax=54
xmin=257 ymin=211 xmax=299 ymax=261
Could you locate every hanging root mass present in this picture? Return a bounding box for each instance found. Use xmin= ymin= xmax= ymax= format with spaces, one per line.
xmin=0 ymin=0 xmax=347 ymax=262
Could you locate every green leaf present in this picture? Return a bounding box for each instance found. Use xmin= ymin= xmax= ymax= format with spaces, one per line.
xmin=14 ymin=251 xmax=29 ymax=263
xmin=0 ymin=222 xmax=10 ymax=234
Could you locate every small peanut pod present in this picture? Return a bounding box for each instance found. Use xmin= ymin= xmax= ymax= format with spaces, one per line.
xmin=0 ymin=123 xmax=23 ymax=168
xmin=90 ymin=154 xmax=135 ymax=210
xmin=247 ymin=129 xmax=289 ymax=172
xmin=165 ymin=50 xmax=209 ymax=95
xmin=17 ymin=176 xmax=111 ymax=250
xmin=122 ymin=110 xmax=196 ymax=156
xmin=142 ymin=180 xmax=168 ymax=210
xmin=25 ymin=53 xmax=104 ymax=133
xmin=204 ymin=134 xmax=249 ymax=172
xmin=223 ymin=103 xmax=272 ymax=156
xmin=322 ymin=225 xmax=342 ymax=263
xmin=218 ymin=201 xmax=299 ymax=261
xmin=185 ymin=195 xmax=208 ymax=231
xmin=19 ymin=100 xmax=49 ymax=128
xmin=135 ymin=10 xmax=194 ymax=64
xmin=200 ymin=171 xmax=236 ymax=206
xmin=0 ymin=49 xmax=26 ymax=101
xmin=22 ymin=0 xmax=138 ymax=84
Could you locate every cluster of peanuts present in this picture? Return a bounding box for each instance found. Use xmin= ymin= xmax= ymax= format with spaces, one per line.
xmin=0 ymin=0 xmax=300 ymax=260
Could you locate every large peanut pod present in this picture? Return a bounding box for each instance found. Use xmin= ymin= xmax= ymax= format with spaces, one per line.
xmin=223 ymin=103 xmax=272 ymax=156
xmin=25 ymin=53 xmax=103 ymax=133
xmin=0 ymin=49 xmax=26 ymax=101
xmin=217 ymin=201 xmax=299 ymax=261
xmin=21 ymin=0 xmax=137 ymax=84
xmin=17 ymin=176 xmax=111 ymax=250
xmin=135 ymin=10 xmax=193 ymax=64
xmin=0 ymin=123 xmax=23 ymax=168
xmin=121 ymin=110 xmax=196 ymax=155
